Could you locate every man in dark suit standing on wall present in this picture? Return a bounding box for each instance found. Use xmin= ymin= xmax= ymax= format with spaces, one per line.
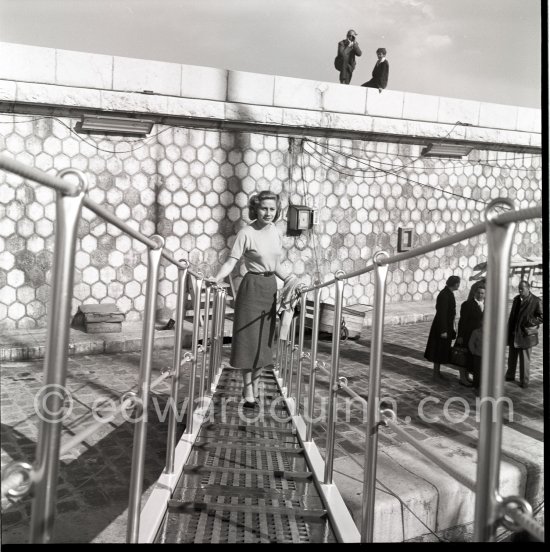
xmin=362 ymin=48 xmax=389 ymax=92
xmin=335 ymin=30 xmax=362 ymax=84
xmin=505 ymin=280 xmax=543 ymax=388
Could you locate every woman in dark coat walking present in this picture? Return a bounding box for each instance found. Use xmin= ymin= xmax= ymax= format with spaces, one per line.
xmin=424 ymin=275 xmax=461 ymax=379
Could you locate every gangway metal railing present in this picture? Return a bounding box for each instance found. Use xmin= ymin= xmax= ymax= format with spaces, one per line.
xmin=0 ymin=154 xmax=229 ymax=543
xmin=0 ymin=153 xmax=544 ymax=542
xmin=275 ymin=198 xmax=544 ymax=542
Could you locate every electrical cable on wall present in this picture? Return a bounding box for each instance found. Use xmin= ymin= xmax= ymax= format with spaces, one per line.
xmin=0 ymin=114 xmax=541 ymax=168
xmin=304 ymin=141 xmax=490 ymax=207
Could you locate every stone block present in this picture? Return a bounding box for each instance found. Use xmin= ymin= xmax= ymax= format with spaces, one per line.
xmin=224 ymin=102 xmax=283 ymax=125
xmin=322 ymin=83 xmax=367 ymax=115
xmin=16 ymin=82 xmax=101 ymax=108
xmin=56 ymin=49 xmax=113 ymax=89
xmin=371 ymin=116 xmax=408 ymax=135
xmin=437 ymin=97 xmax=480 ymax=126
xmin=530 ymin=133 xmax=541 ymax=148
xmin=282 ymin=107 xmax=323 ymax=128
xmin=100 ymin=90 xmax=168 ymax=113
xmin=273 ymin=75 xmax=323 ymax=110
xmin=0 ymin=42 xmax=55 ymax=83
xmin=113 ymin=55 xmax=180 ymax=96
xmin=181 ymin=64 xmax=227 ymax=101
xmin=325 ymin=112 xmax=373 ymax=133
xmin=403 ymin=92 xmax=440 ymax=122
xmin=515 ymin=106 xmax=541 ymax=133
xmin=478 ymin=102 xmax=518 ymax=130
xmin=366 ymin=89 xmax=404 ymax=118
xmin=0 ymin=79 xmax=16 ymax=101
xmin=406 ymin=120 xmax=467 ymax=141
xmin=165 ymin=96 xmax=225 ymax=119
xmin=227 ymin=70 xmax=275 ymax=106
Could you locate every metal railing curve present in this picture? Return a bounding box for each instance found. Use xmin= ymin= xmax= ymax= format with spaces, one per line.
xmin=0 ymin=154 xmax=227 ymax=543
xmin=274 ymin=195 xmax=543 ymax=542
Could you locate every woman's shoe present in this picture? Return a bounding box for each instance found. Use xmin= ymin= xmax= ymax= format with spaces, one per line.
xmin=242 ymin=400 xmax=257 ymax=409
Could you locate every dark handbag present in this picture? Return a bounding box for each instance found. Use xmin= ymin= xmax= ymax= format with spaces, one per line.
xmin=334 ymin=56 xmax=343 ymax=71
xmin=450 ymin=345 xmax=469 ymax=367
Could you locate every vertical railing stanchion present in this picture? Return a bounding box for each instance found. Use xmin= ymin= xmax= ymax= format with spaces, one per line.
xmin=281 ymin=338 xmax=289 ymax=391
xmin=165 ymin=260 xmax=188 ymax=474
xmin=30 ymin=170 xmax=87 ymax=544
xmin=474 ymin=199 xmax=516 ymax=542
xmin=208 ymin=286 xmax=220 ymax=389
xmin=295 ymin=291 xmax=307 ymax=416
xmin=126 ymin=234 xmax=165 ymax=544
xmin=275 ymin=316 xmax=281 ymax=373
xmin=185 ymin=273 xmax=204 ymax=434
xmin=306 ymin=286 xmax=321 ymax=442
xmin=200 ymin=284 xmax=211 ymax=397
xmin=361 ymin=251 xmax=389 ymax=542
xmin=324 ymin=271 xmax=345 ymax=484
xmin=287 ymin=317 xmax=297 ymax=396
xmin=217 ymin=286 xmax=227 ymax=373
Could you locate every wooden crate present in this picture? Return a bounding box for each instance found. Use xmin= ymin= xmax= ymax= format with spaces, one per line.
xmin=304 ymin=301 xmax=370 ymax=339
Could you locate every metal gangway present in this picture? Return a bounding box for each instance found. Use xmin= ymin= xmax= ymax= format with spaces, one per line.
xmin=0 ymin=154 xmax=544 ymax=543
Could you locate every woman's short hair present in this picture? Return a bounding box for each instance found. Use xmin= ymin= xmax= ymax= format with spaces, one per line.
xmin=376 ymin=47 xmax=387 ymax=55
xmin=446 ymin=275 xmax=461 ymax=287
xmin=248 ymin=190 xmax=282 ymax=222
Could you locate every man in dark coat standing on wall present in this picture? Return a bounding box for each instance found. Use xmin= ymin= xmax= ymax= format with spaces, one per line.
xmin=362 ymin=48 xmax=389 ymax=92
xmin=425 ymin=275 xmax=461 ymax=380
xmin=335 ymin=30 xmax=362 ymax=84
xmin=505 ymin=280 xmax=543 ymax=388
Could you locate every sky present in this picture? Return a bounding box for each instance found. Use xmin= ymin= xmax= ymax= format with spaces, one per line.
xmin=0 ymin=0 xmax=542 ymax=108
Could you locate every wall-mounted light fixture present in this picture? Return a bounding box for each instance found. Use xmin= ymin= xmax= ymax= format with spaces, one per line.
xmin=421 ymin=143 xmax=473 ymax=159
xmin=77 ymin=115 xmax=155 ymax=136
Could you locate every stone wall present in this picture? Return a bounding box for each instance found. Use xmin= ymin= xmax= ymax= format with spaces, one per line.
xmin=0 ymin=43 xmax=542 ymax=329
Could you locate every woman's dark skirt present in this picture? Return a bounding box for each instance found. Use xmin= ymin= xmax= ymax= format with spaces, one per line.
xmin=230 ymin=272 xmax=277 ymax=370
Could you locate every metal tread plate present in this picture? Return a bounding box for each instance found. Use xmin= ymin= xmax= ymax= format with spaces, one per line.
xmin=157 ymin=490 xmax=336 ymax=543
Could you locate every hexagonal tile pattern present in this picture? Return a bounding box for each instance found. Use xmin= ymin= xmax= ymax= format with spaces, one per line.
xmin=0 ymin=116 xmax=542 ymax=329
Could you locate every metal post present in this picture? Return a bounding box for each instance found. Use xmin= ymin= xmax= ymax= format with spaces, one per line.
xmin=324 ymin=271 xmax=345 ymax=484
xmin=287 ymin=317 xmax=297 ymax=394
xmin=126 ymin=235 xmax=165 ymax=543
xmin=30 ymin=170 xmax=87 ymax=544
xmin=200 ymin=284 xmax=211 ymax=397
xmin=361 ymin=252 xmax=389 ymax=542
xmin=281 ymin=339 xmax=288 ymax=390
xmin=185 ymin=274 xmax=203 ymax=434
xmin=218 ymin=287 xmax=227 ymax=373
xmin=306 ymin=287 xmax=321 ymax=442
xmin=165 ymin=261 xmax=188 ymax=474
xmin=295 ymin=292 xmax=307 ymax=415
xmin=208 ymin=286 xmax=220 ymax=389
xmin=474 ymin=199 xmax=516 ymax=542
xmin=213 ymin=286 xmax=224 ymax=375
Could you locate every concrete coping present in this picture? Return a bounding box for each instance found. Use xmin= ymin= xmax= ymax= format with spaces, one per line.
xmin=0 ymin=41 xmax=542 ymax=147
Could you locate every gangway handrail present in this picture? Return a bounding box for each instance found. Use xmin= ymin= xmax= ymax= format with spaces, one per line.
xmin=299 ymin=205 xmax=542 ymax=294
xmin=0 ymin=154 xmax=203 ymax=277
xmin=0 ymin=154 xmax=222 ymax=543
xmin=278 ymin=200 xmax=543 ymax=542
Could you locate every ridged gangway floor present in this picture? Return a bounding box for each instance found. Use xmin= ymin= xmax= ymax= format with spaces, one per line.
xmin=155 ymin=366 xmax=336 ymax=543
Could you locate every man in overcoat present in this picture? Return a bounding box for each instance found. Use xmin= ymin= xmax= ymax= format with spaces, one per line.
xmin=505 ymin=280 xmax=543 ymax=388
xmin=335 ymin=30 xmax=362 ymax=84
xmin=424 ymin=275 xmax=461 ymax=380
